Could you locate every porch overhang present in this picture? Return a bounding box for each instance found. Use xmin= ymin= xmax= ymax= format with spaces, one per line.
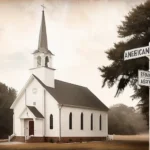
xmin=19 ymin=106 xmax=44 ymax=119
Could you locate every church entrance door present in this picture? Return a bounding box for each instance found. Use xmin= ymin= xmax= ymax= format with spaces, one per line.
xmin=29 ymin=120 xmax=34 ymax=136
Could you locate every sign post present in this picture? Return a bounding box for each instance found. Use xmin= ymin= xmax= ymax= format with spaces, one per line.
xmin=124 ymin=43 xmax=150 ymax=135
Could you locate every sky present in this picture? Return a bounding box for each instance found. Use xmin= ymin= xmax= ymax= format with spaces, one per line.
xmin=0 ymin=0 xmax=146 ymax=108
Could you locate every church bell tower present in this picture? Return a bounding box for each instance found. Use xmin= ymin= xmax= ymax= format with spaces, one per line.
xmin=30 ymin=9 xmax=55 ymax=88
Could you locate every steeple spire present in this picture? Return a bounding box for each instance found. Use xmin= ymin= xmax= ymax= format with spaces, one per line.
xmin=33 ymin=7 xmax=53 ymax=55
xmin=38 ymin=10 xmax=48 ymax=52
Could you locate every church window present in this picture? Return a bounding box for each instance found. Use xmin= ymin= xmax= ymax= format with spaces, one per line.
xmin=99 ymin=115 xmax=102 ymax=130
xmin=81 ymin=112 xmax=83 ymax=130
xmin=37 ymin=56 xmax=41 ymax=67
xmin=45 ymin=56 xmax=49 ymax=67
xmin=91 ymin=113 xmax=93 ymax=130
xmin=69 ymin=112 xmax=72 ymax=130
xmin=50 ymin=114 xmax=53 ymax=129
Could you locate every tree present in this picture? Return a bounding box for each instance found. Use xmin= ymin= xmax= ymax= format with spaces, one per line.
xmin=0 ymin=82 xmax=16 ymax=138
xmin=0 ymin=82 xmax=16 ymax=108
xmin=108 ymin=104 xmax=148 ymax=135
xmin=99 ymin=1 xmax=150 ymax=124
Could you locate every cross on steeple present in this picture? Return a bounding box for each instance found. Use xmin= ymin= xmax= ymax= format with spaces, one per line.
xmin=41 ymin=4 xmax=46 ymax=11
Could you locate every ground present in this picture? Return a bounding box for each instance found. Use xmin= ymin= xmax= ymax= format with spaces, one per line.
xmin=0 ymin=135 xmax=149 ymax=150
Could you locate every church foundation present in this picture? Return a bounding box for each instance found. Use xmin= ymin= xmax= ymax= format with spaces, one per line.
xmin=11 ymin=136 xmax=107 ymax=143
xmin=28 ymin=136 xmax=107 ymax=143
xmin=11 ymin=136 xmax=25 ymax=142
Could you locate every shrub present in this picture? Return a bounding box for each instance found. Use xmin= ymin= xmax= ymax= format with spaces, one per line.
xmin=80 ymin=138 xmax=82 ymax=143
xmin=49 ymin=138 xmax=54 ymax=143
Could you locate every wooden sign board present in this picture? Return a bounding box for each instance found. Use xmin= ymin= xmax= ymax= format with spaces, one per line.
xmin=138 ymin=70 xmax=150 ymax=86
xmin=124 ymin=46 xmax=150 ymax=60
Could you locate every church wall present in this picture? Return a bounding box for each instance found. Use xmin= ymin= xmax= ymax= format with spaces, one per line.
xmin=45 ymin=91 xmax=59 ymax=137
xmin=26 ymin=78 xmax=44 ymax=114
xmin=34 ymin=119 xmax=43 ymax=136
xmin=30 ymin=68 xmax=45 ymax=83
xmin=13 ymin=78 xmax=45 ymax=137
xmin=30 ymin=67 xmax=54 ymax=88
xmin=44 ymin=68 xmax=55 ymax=87
xmin=61 ymin=106 xmax=108 ymax=137
xmin=13 ymin=93 xmax=26 ymax=136
xmin=24 ymin=119 xmax=30 ymax=137
xmin=20 ymin=119 xmax=24 ymax=136
xmin=25 ymin=79 xmax=44 ymax=137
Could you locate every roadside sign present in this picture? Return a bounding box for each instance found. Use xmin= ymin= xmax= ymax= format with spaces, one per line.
xmin=124 ymin=46 xmax=150 ymax=60
xmin=124 ymin=42 xmax=150 ymax=118
xmin=138 ymin=70 xmax=150 ymax=86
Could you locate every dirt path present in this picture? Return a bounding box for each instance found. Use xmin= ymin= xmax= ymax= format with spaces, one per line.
xmin=0 ymin=140 xmax=148 ymax=150
xmin=0 ymin=135 xmax=148 ymax=150
xmin=0 ymin=142 xmax=24 ymax=145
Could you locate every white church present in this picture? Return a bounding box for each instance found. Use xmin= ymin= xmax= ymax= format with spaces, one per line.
xmin=10 ymin=9 xmax=108 ymax=143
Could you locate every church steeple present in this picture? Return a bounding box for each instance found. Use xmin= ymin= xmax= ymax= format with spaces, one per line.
xmin=30 ymin=7 xmax=55 ymax=88
xmin=38 ymin=10 xmax=48 ymax=52
xmin=33 ymin=8 xmax=53 ymax=55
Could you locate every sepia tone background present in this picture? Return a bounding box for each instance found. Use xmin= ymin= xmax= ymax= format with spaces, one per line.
xmin=0 ymin=0 xmax=146 ymax=107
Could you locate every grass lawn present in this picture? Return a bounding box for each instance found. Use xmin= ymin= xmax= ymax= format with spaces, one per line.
xmin=0 ymin=135 xmax=149 ymax=150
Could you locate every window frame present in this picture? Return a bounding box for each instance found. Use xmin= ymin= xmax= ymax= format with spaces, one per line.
xmin=45 ymin=56 xmax=49 ymax=67
xmin=81 ymin=112 xmax=84 ymax=130
xmin=50 ymin=114 xmax=53 ymax=129
xmin=91 ymin=113 xmax=93 ymax=130
xmin=37 ymin=56 xmax=41 ymax=67
xmin=69 ymin=112 xmax=72 ymax=130
xmin=99 ymin=115 xmax=102 ymax=130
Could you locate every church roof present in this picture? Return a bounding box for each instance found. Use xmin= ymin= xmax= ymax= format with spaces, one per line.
xmin=27 ymin=106 xmax=44 ymax=118
xmin=33 ymin=75 xmax=109 ymax=111
xmin=33 ymin=10 xmax=53 ymax=55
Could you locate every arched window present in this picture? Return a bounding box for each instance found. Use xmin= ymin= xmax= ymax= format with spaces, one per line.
xmin=91 ymin=113 xmax=93 ymax=130
xmin=81 ymin=112 xmax=83 ymax=130
xmin=69 ymin=112 xmax=72 ymax=130
xmin=37 ymin=56 xmax=41 ymax=67
xmin=45 ymin=56 xmax=49 ymax=67
xmin=50 ymin=114 xmax=53 ymax=129
xmin=99 ymin=115 xmax=102 ymax=130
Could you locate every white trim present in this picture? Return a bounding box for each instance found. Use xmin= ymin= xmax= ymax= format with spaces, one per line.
xmin=20 ymin=107 xmax=35 ymax=119
xmin=8 ymin=133 xmax=15 ymax=142
xmin=10 ymin=75 xmax=34 ymax=109
xmin=43 ymin=89 xmax=46 ymax=136
xmin=58 ymin=104 xmax=108 ymax=112
xmin=29 ymin=66 xmax=55 ymax=71
xmin=19 ymin=107 xmax=44 ymax=119
xmin=59 ymin=104 xmax=63 ymax=142
xmin=35 ymin=118 xmax=43 ymax=120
